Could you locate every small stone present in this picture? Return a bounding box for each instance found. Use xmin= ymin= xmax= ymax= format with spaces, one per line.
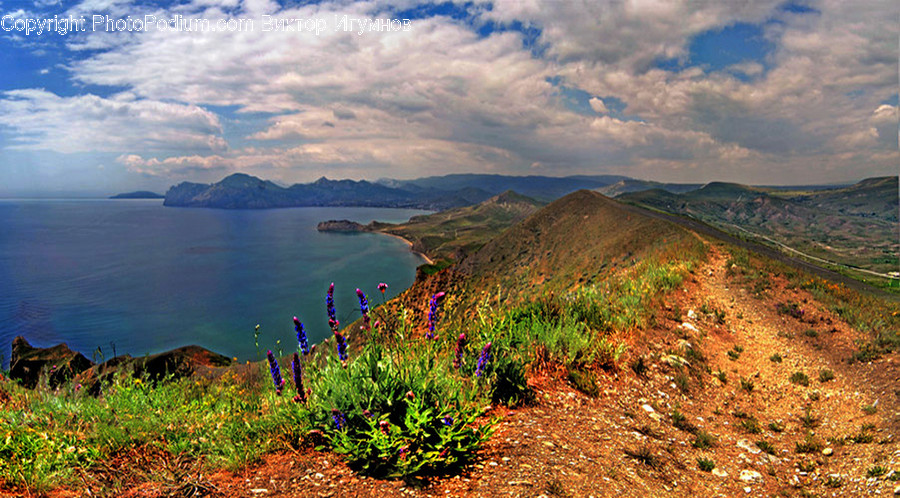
xmin=314 ymin=473 xmax=325 ymax=479
xmin=894 ymin=485 xmax=900 ymax=496
xmin=744 ymin=487 xmax=752 ymax=494
xmin=642 ymin=404 xmax=655 ymax=413
xmin=740 ymin=470 xmax=763 ymax=483
xmin=249 ymin=490 xmax=268 ymax=494
xmin=737 ymin=439 xmax=761 ymax=455
xmin=712 ymin=468 xmax=729 ymax=478
xmin=822 ymin=448 xmax=833 ymax=456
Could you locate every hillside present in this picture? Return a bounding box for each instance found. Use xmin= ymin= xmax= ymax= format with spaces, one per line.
xmin=381 ymin=173 xmax=629 ymax=202
xmin=377 ymin=190 xmax=544 ymax=263
xmin=452 ymin=189 xmax=698 ymax=298
xmin=597 ymin=179 xmax=702 ymax=197
xmin=618 ymin=177 xmax=900 ymax=279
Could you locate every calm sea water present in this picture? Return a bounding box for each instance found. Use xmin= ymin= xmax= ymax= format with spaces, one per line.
xmin=0 ymin=200 xmax=429 ymax=366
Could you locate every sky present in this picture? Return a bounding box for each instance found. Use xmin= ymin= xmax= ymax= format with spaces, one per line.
xmin=0 ymin=0 xmax=897 ymax=195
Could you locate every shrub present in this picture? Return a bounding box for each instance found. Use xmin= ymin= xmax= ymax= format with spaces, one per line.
xmin=697 ymin=457 xmax=715 ymax=472
xmin=769 ymin=353 xmax=783 ymax=363
xmin=692 ymin=430 xmax=716 ymax=449
xmin=790 ymin=372 xmax=810 ymax=386
xmin=756 ymin=440 xmax=776 ymax=455
xmin=739 ymin=377 xmax=755 ymax=393
xmin=818 ymin=369 xmax=834 ymax=383
xmin=739 ymin=417 xmax=762 ymax=434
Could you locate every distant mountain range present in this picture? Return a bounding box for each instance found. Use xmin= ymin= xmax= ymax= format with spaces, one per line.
xmin=618 ymin=176 xmax=899 ymax=277
xmin=110 ymin=191 xmax=164 ymax=199
xmin=163 ymin=172 xmax=629 ymax=210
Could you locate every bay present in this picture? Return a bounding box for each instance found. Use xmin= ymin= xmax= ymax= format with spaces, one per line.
xmin=0 ymin=199 xmax=429 ymax=366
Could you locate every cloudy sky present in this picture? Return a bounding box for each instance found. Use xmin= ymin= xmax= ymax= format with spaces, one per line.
xmin=0 ymin=0 xmax=896 ymax=195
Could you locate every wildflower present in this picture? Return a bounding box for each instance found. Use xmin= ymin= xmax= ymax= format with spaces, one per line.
xmin=426 ymin=291 xmax=446 ymax=340
xmin=379 ymin=420 xmax=390 ymax=435
xmin=453 ymin=333 xmax=466 ymax=369
xmin=363 ymin=409 xmax=373 ymax=418
xmin=377 ymin=282 xmax=388 ymax=294
xmin=331 ymin=409 xmax=347 ymax=431
xmin=439 ymin=448 xmax=449 ymax=459
xmin=291 ymin=352 xmax=306 ymax=403
xmin=398 ymin=446 xmax=408 ymax=460
xmin=442 ymin=416 xmax=453 ymax=426
xmin=294 ymin=316 xmax=310 ymax=355
xmin=266 ymin=350 xmax=285 ymax=395
xmin=334 ymin=330 xmax=348 ymax=363
xmin=326 ymin=282 xmax=338 ymax=331
xmin=405 ymin=390 xmax=415 ymax=400
xmin=476 ymin=342 xmax=492 ymax=377
xmin=356 ymin=288 xmax=370 ymax=330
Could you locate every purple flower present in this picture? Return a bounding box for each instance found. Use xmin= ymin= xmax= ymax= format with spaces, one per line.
xmin=377 ymin=282 xmax=388 ymax=294
xmin=476 ymin=342 xmax=492 ymax=377
xmin=294 ymin=316 xmax=310 ymax=355
xmin=326 ymin=282 xmax=338 ymax=331
xmin=291 ymin=352 xmax=306 ymax=403
xmin=442 ymin=416 xmax=453 ymax=426
xmin=426 ymin=292 xmax=446 ymax=340
xmin=334 ymin=331 xmax=348 ymax=363
xmin=356 ymin=288 xmax=370 ymax=330
xmin=453 ymin=333 xmax=466 ymax=369
xmin=266 ymin=350 xmax=285 ymax=394
xmin=331 ymin=409 xmax=347 ymax=431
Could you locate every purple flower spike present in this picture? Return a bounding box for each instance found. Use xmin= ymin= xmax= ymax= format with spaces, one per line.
xmin=476 ymin=342 xmax=492 ymax=377
xmin=377 ymin=282 xmax=388 ymax=293
xmin=294 ymin=316 xmax=310 ymax=355
xmin=334 ymin=330 xmax=348 ymax=363
xmin=356 ymin=288 xmax=370 ymax=330
xmin=453 ymin=333 xmax=466 ymax=369
xmin=426 ymin=292 xmax=447 ymax=340
xmin=326 ymin=282 xmax=338 ymax=331
xmin=291 ymin=352 xmax=305 ymax=403
xmin=331 ymin=409 xmax=347 ymax=431
xmin=266 ymin=350 xmax=285 ymax=394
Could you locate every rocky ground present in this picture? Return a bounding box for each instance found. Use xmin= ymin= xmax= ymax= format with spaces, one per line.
xmin=7 ymin=243 xmax=899 ymax=497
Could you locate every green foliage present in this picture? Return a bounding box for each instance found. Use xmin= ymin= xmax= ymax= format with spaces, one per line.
xmin=799 ymin=408 xmax=819 ymax=429
xmin=790 ymin=371 xmax=810 ymax=386
xmin=795 ymin=432 xmax=824 ymax=453
xmin=769 ymin=353 xmax=783 ymax=363
xmin=739 ymin=417 xmax=762 ymax=434
xmin=861 ymin=403 xmax=878 ymax=415
xmin=756 ymin=440 xmax=776 ymax=455
xmin=671 ymin=407 xmax=696 ymax=433
xmin=818 ymin=369 xmax=834 ymax=383
xmin=697 ymin=457 xmax=715 ymax=472
xmin=867 ymin=465 xmax=888 ymax=478
xmin=768 ymin=421 xmax=785 ymax=433
xmin=691 ymin=430 xmax=716 ymax=449
xmin=714 ymin=370 xmax=727 ymax=384
xmin=739 ymin=376 xmax=755 ymax=393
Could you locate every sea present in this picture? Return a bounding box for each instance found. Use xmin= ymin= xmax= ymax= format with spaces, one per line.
xmin=0 ymin=199 xmax=430 ymax=367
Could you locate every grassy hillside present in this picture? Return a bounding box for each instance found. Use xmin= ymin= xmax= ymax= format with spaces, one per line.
xmin=377 ymin=190 xmax=544 ymax=263
xmin=619 ymin=177 xmax=900 ymax=281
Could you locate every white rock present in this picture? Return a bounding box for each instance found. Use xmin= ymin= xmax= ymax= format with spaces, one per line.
xmin=642 ymin=404 xmax=655 ymax=413
xmin=822 ymin=448 xmax=833 ymax=456
xmin=737 ymin=439 xmax=762 ymax=455
xmin=712 ymin=468 xmax=729 ymax=478
xmin=687 ymin=310 xmax=696 ymax=319
xmin=740 ymin=470 xmax=763 ymax=483
xmin=681 ymin=322 xmax=699 ymax=333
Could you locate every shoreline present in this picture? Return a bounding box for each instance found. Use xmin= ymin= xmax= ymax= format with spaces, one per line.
xmin=378 ymin=231 xmax=434 ymax=265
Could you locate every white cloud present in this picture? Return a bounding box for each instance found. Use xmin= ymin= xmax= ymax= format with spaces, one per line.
xmin=588 ymin=97 xmax=608 ymax=114
xmin=0 ymin=90 xmax=226 ymax=154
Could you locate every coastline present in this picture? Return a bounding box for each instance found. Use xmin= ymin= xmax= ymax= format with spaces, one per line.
xmin=378 ymin=231 xmax=434 ymax=265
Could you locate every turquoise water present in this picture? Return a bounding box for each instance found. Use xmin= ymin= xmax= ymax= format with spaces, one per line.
xmin=0 ymin=200 xmax=429 ymax=365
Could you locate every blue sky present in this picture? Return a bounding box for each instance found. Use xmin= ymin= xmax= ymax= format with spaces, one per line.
xmin=0 ymin=0 xmax=897 ymax=195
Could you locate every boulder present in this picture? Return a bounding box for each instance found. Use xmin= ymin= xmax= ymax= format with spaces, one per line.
xmin=9 ymin=336 xmax=94 ymax=389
